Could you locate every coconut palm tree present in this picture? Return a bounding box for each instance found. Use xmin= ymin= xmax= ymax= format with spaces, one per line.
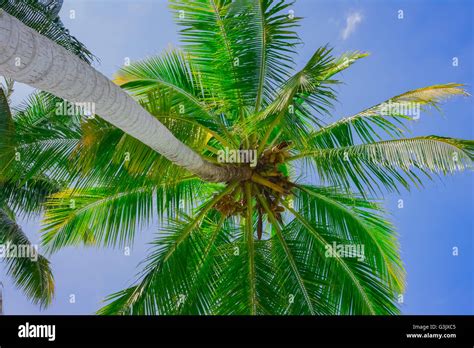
xmin=0 ymin=0 xmax=472 ymax=314
xmin=0 ymin=0 xmax=92 ymax=309
xmin=0 ymin=78 xmax=56 ymax=309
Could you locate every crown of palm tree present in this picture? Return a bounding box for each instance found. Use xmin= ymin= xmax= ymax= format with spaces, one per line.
xmin=0 ymin=0 xmax=472 ymax=314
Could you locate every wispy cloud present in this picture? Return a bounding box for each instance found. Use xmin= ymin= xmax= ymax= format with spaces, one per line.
xmin=341 ymin=11 xmax=363 ymax=40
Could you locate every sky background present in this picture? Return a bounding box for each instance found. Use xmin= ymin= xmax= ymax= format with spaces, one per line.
xmin=1 ymin=0 xmax=472 ymax=315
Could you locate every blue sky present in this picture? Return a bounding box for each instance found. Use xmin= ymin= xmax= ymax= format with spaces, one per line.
xmin=1 ymin=0 xmax=472 ymax=314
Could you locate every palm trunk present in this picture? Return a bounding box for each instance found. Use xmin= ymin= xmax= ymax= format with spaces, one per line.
xmin=0 ymin=11 xmax=248 ymax=182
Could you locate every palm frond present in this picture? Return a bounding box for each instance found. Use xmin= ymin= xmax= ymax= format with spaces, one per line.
xmin=293 ymin=184 xmax=405 ymax=293
xmin=211 ymin=232 xmax=285 ymax=314
xmin=0 ymin=176 xmax=63 ymax=217
xmin=41 ymin=185 xmax=155 ymax=252
xmin=282 ymin=203 xmax=399 ymax=314
xmin=170 ymin=0 xmax=299 ymax=115
xmin=253 ymin=0 xmax=301 ymax=111
xmin=290 ymin=136 xmax=473 ymax=195
xmin=310 ymin=84 xmax=469 ymax=148
xmin=97 ymin=184 xmax=237 ymax=315
xmin=250 ymin=48 xmax=367 ymax=152
xmin=41 ymin=177 xmax=210 ymax=252
xmin=114 ymin=49 xmax=217 ymax=123
xmin=0 ymin=209 xmax=54 ymax=308
xmin=244 ymin=183 xmax=258 ymax=314
xmin=0 ymin=92 xmax=82 ymax=184
xmin=0 ymin=0 xmax=95 ymax=63
xmin=257 ymin=193 xmax=316 ymax=314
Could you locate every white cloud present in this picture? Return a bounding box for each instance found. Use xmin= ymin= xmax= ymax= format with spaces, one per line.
xmin=341 ymin=11 xmax=363 ymax=40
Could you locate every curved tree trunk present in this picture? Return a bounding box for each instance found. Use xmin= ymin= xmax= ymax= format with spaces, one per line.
xmin=0 ymin=11 xmax=247 ymax=182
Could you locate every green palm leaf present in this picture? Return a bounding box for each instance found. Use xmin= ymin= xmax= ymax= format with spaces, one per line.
xmin=251 ymin=49 xmax=366 ymax=152
xmin=310 ymin=83 xmax=469 ymax=148
xmin=41 ymin=177 xmax=210 ymax=252
xmin=97 ymin=184 xmax=236 ymax=315
xmin=115 ymin=49 xmax=218 ymax=123
xmin=252 ymin=0 xmax=301 ymax=111
xmin=0 ymin=209 xmax=54 ymax=308
xmin=282 ymin=203 xmax=399 ymax=314
xmin=290 ymin=136 xmax=473 ymax=195
xmin=293 ymin=184 xmax=405 ymax=293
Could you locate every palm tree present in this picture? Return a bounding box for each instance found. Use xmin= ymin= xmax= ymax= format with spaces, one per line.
xmin=0 ymin=0 xmax=90 ymax=310
xmin=0 ymin=0 xmax=472 ymax=314
xmin=0 ymin=6 xmax=244 ymax=182
xmin=0 ymin=0 xmax=94 ymax=308
xmin=0 ymin=78 xmax=56 ymax=309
